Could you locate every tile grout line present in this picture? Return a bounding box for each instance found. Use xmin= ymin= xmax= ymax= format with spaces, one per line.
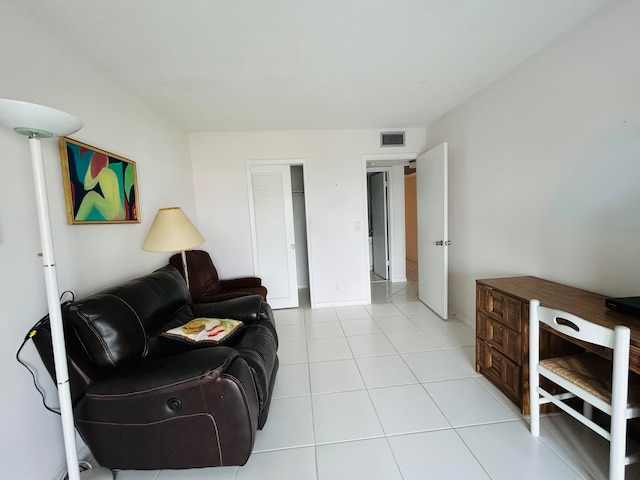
xmin=302 ymin=305 xmax=320 ymax=480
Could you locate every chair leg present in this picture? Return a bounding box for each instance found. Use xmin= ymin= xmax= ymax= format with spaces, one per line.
xmin=530 ymin=383 xmax=540 ymax=436
xmin=609 ymin=410 xmax=627 ymax=480
xmin=530 ymin=398 xmax=540 ymax=436
xmin=529 ymin=306 xmax=541 ymax=437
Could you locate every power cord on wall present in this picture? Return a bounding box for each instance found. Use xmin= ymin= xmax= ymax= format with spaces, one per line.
xmin=15 ymin=290 xmax=75 ymax=415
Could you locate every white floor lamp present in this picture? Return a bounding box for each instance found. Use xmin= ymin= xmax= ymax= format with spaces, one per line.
xmin=0 ymin=99 xmax=112 ymax=480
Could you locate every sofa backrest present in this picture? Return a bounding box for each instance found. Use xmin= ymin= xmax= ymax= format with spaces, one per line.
xmin=63 ymin=265 xmax=191 ymax=368
xmin=169 ymin=250 xmax=222 ymax=302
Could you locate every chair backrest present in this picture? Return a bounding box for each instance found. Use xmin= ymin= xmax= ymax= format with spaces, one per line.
xmin=529 ymin=299 xmax=631 ymax=403
xmin=170 ymin=250 xmax=222 ymax=301
xmin=529 ymin=299 xmax=621 ymax=350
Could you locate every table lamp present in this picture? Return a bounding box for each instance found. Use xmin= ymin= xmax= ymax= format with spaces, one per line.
xmin=142 ymin=207 xmax=205 ymax=288
xmin=0 ymin=98 xmax=113 ymax=480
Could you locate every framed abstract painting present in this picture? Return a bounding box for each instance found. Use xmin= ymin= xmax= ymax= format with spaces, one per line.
xmin=59 ymin=138 xmax=140 ymax=224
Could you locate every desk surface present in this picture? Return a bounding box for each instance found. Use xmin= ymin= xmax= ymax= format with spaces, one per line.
xmin=477 ymin=276 xmax=640 ymax=372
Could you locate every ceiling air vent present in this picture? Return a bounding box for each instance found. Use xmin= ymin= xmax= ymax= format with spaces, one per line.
xmin=380 ymin=131 xmax=405 ymax=147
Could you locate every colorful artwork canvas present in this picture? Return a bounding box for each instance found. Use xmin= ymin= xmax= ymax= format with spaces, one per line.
xmin=59 ymin=138 xmax=140 ymax=224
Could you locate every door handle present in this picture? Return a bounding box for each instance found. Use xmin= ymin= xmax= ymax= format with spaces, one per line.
xmin=435 ymin=241 xmax=443 ymax=246
xmin=435 ymin=240 xmax=452 ymax=246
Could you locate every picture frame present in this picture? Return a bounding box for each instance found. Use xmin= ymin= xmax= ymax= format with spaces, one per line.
xmin=59 ymin=138 xmax=140 ymax=224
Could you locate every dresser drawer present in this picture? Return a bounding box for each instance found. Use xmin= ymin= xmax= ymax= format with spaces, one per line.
xmin=476 ymin=339 xmax=521 ymax=406
xmin=476 ymin=312 xmax=522 ymax=365
xmin=476 ymin=284 xmax=523 ymax=333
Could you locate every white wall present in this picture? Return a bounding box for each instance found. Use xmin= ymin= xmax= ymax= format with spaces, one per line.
xmin=0 ymin=6 xmax=195 ymax=480
xmin=426 ymin=0 xmax=640 ymax=324
xmin=189 ymin=128 xmax=425 ymax=307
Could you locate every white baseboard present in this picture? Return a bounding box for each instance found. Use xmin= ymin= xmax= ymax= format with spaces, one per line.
xmin=449 ymin=308 xmax=474 ymax=328
xmin=312 ymin=298 xmax=370 ymax=309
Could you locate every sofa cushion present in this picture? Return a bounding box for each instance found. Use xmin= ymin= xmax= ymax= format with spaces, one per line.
xmin=64 ymin=265 xmax=190 ymax=367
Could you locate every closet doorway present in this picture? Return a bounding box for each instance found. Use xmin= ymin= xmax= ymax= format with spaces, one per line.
xmin=247 ymin=161 xmax=310 ymax=309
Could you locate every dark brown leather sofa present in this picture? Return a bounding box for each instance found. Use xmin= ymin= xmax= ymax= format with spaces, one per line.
xmin=31 ymin=265 xmax=279 ymax=470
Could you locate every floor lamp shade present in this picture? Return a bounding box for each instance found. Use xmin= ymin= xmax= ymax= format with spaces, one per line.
xmin=142 ymin=207 xmax=204 ymax=253
xmin=142 ymin=207 xmax=205 ymax=289
xmin=0 ymin=99 xmax=112 ymax=480
xmin=0 ymin=98 xmax=82 ymax=137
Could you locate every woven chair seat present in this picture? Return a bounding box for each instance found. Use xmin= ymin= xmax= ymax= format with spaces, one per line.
xmin=540 ymin=353 xmax=640 ymax=406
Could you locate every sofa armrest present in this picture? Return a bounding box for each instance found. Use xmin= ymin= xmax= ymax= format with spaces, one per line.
xmin=220 ymin=277 xmax=262 ymax=289
xmin=193 ymin=294 xmax=264 ymax=324
xmin=85 ymin=347 xmax=240 ymax=396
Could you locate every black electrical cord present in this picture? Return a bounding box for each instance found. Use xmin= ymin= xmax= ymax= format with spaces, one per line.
xmin=16 ymin=335 xmax=59 ymax=415
xmin=15 ymin=290 xmax=75 ymax=416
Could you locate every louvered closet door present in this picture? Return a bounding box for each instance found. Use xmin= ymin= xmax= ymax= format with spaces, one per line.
xmin=249 ymin=164 xmax=299 ymax=309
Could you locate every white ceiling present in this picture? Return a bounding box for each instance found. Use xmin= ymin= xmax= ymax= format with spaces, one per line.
xmin=13 ymin=0 xmax=612 ymax=132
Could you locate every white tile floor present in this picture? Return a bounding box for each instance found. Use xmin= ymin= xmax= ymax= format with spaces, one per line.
xmin=112 ymin=273 xmax=640 ymax=480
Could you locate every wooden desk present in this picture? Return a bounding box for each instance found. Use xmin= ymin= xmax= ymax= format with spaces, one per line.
xmin=475 ymin=276 xmax=640 ymax=414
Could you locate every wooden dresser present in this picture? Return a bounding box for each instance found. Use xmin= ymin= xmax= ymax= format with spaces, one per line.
xmin=475 ymin=276 xmax=640 ymax=414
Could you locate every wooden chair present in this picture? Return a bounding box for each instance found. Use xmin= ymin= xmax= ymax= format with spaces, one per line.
xmin=529 ymin=299 xmax=640 ymax=480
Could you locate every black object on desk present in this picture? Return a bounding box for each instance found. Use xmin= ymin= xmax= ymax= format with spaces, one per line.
xmin=606 ymin=296 xmax=640 ymax=318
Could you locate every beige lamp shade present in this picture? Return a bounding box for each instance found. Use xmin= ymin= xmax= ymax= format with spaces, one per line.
xmin=142 ymin=207 xmax=204 ymax=252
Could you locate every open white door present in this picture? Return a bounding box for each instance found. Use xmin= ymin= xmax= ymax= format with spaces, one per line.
xmin=248 ymin=164 xmax=299 ymax=309
xmin=416 ymin=143 xmax=449 ymax=319
xmin=370 ymin=172 xmax=389 ymax=280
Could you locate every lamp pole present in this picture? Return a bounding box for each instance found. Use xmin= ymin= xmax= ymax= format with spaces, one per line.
xmin=29 ymin=134 xmax=82 ymax=480
xmin=0 ymin=99 xmax=113 ymax=480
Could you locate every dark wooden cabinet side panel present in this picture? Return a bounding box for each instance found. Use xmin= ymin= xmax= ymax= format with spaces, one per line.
xmin=499 ymin=293 xmax=523 ymax=333
xmin=477 ymin=284 xmax=489 ymax=314
xmin=476 ymin=283 xmax=523 ymax=333
xmin=476 ymin=280 xmax=524 ymax=413
xmin=477 ymin=313 xmax=522 ymax=365
xmin=476 ymin=339 xmax=521 ymax=407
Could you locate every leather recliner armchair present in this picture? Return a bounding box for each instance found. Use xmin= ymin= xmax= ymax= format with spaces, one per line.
xmin=31 ymin=265 xmax=279 ymax=470
xmin=169 ymin=250 xmax=268 ymax=303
